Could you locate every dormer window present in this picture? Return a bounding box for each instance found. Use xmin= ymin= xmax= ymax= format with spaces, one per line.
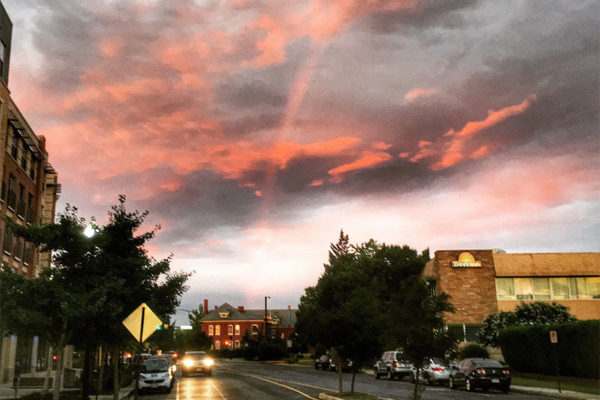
xmin=219 ymin=312 xmax=229 ymax=318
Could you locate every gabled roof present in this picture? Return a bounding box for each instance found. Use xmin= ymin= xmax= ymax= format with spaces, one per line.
xmin=202 ymin=303 xmax=297 ymax=326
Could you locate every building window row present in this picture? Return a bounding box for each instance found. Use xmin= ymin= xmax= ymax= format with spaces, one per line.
xmin=2 ymin=226 xmax=35 ymax=265
xmin=6 ymin=127 xmax=37 ymax=182
xmin=496 ymin=277 xmax=600 ymax=301
xmin=206 ymin=323 xmax=244 ymax=336
xmin=1 ymin=174 xmax=36 ymax=223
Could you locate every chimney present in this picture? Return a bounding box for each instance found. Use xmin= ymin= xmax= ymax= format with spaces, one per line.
xmin=203 ymin=299 xmax=208 ymax=316
xmin=237 ymin=306 xmax=245 ymax=312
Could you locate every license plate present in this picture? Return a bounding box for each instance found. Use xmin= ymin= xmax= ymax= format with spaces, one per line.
xmin=196 ymin=367 xmax=202 ymax=371
xmin=492 ymin=379 xmax=500 ymax=383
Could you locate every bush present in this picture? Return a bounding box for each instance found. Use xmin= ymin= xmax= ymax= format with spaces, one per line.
xmin=499 ymin=320 xmax=599 ymax=379
xmin=458 ymin=343 xmax=489 ymax=360
xmin=257 ymin=340 xmax=287 ymax=361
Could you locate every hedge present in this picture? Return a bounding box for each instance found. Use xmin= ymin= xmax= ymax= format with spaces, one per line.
xmin=498 ymin=320 xmax=599 ymax=379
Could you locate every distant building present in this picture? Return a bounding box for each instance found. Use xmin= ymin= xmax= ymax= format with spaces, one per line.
xmin=424 ymin=250 xmax=600 ymax=342
xmin=0 ymin=1 xmax=60 ymax=384
xmin=200 ymin=300 xmax=297 ymax=350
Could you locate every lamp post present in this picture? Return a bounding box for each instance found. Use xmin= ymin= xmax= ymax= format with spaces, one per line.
xmin=264 ymin=296 xmax=270 ymax=341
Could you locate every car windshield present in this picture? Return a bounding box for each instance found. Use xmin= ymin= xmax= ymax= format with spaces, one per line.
xmin=143 ymin=359 xmax=168 ymax=373
xmin=472 ymin=360 xmax=502 ymax=368
xmin=186 ymin=352 xmax=207 ymax=360
xmin=395 ymin=354 xmax=408 ymax=362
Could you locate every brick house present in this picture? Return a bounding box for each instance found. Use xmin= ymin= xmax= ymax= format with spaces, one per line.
xmin=200 ymin=301 xmax=297 ymax=349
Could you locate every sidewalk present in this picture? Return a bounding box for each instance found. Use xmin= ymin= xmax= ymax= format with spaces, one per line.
xmin=511 ymin=385 xmax=600 ymax=400
xmin=0 ymin=385 xmax=133 ymax=400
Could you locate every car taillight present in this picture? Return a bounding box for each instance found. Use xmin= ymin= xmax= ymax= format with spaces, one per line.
xmin=475 ymin=368 xmax=486 ymax=375
xmin=393 ymin=361 xmax=399 ymax=368
xmin=431 ymin=367 xmax=444 ymax=372
xmin=503 ymin=369 xmax=510 ymax=375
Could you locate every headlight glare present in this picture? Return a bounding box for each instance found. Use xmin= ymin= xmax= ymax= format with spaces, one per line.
xmin=203 ymin=358 xmax=214 ymax=367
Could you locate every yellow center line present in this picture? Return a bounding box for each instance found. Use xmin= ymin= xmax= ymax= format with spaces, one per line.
xmin=223 ymin=368 xmax=322 ymax=399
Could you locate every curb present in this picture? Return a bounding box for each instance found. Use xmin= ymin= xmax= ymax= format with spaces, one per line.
xmin=318 ymin=393 xmax=394 ymax=400
xmin=511 ymin=386 xmax=600 ymax=400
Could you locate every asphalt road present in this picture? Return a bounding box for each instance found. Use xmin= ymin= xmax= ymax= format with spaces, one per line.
xmin=140 ymin=359 xmax=555 ymax=400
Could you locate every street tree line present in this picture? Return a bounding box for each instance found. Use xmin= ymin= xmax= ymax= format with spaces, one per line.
xmin=0 ymin=196 xmax=190 ymax=400
xmin=295 ymin=231 xmax=455 ymax=399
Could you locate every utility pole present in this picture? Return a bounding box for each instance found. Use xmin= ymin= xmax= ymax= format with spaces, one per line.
xmin=264 ymin=296 xmax=270 ymax=341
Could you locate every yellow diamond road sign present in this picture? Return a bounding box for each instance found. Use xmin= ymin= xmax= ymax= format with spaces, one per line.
xmin=122 ymin=303 xmax=162 ymax=342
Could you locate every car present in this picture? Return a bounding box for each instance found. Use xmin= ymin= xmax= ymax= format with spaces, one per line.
xmin=374 ymin=351 xmax=413 ymax=380
xmin=314 ymin=355 xmax=333 ymax=370
xmin=181 ymin=351 xmax=214 ymax=377
xmin=411 ymin=358 xmax=458 ymax=385
xmin=330 ymin=358 xmax=353 ymax=373
xmin=449 ymin=358 xmax=511 ymax=393
xmin=138 ymin=357 xmax=174 ymax=394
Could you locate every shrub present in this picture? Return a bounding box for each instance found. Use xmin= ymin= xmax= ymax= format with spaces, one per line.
xmin=458 ymin=343 xmax=489 ymax=360
xmin=499 ymin=320 xmax=599 ymax=379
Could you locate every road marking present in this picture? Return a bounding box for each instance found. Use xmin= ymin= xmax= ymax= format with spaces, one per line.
xmin=211 ymin=382 xmax=227 ymax=399
xmin=223 ymin=369 xmax=319 ymax=399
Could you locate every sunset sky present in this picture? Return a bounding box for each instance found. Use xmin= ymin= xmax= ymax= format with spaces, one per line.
xmin=3 ymin=0 xmax=599 ymax=321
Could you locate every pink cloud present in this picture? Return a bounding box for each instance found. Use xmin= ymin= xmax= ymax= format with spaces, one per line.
xmin=310 ymin=179 xmax=324 ymax=187
xmin=404 ymin=88 xmax=437 ymax=101
xmin=372 ymin=141 xmax=392 ymax=150
xmin=328 ymin=150 xmax=393 ymax=178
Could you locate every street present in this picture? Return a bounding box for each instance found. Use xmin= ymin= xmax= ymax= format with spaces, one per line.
xmin=140 ymin=360 xmax=555 ymax=400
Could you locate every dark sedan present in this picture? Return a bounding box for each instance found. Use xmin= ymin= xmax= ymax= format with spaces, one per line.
xmin=449 ymin=358 xmax=510 ymax=393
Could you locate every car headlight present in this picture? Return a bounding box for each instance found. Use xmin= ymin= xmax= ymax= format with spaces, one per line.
xmin=183 ymin=359 xmax=195 ymax=367
xmin=203 ymin=358 xmax=214 ymax=367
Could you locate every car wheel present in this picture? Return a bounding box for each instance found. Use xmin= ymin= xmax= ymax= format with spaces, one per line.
xmin=386 ymin=369 xmax=393 ymax=380
xmin=411 ymin=372 xmax=416 ymax=383
xmin=315 ymin=363 xmax=319 ymax=370
xmin=206 ymin=370 xmax=212 ymax=377
xmin=449 ymin=377 xmax=455 ymax=389
xmin=374 ymin=368 xmax=380 ymax=379
xmin=465 ymin=378 xmax=473 ymax=392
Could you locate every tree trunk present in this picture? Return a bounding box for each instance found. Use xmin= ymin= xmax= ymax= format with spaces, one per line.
xmin=413 ymin=368 xmax=420 ymax=400
xmin=351 ymin=370 xmax=356 ymax=393
xmin=330 ymin=347 xmax=343 ymax=395
xmin=112 ymin=347 xmax=120 ymax=400
xmin=81 ymin=342 xmax=93 ymax=400
xmin=53 ymin=334 xmax=66 ymax=400
xmin=42 ymin=346 xmax=52 ymax=393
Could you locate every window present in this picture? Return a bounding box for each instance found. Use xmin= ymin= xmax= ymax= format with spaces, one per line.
xmin=215 ymin=341 xmax=220 ymax=350
xmin=7 ymin=174 xmax=16 ymax=210
xmin=235 ymin=324 xmax=240 ymax=336
xmin=1 ymin=180 xmax=6 ymax=202
xmin=495 ymin=278 xmax=515 ymax=300
xmin=551 ymin=278 xmax=570 ymax=300
xmin=532 ymin=278 xmax=551 ymax=300
xmin=588 ymin=277 xmax=600 ymax=299
xmin=215 ymin=325 xmax=220 ymax=336
xmin=228 ymin=324 xmax=233 ymax=335
xmin=10 ymin=134 xmax=18 ymax=159
xmin=3 ymin=226 xmax=13 ymax=254
xmin=569 ymin=277 xmax=588 ymax=299
xmin=251 ymin=324 xmax=259 ymax=335
xmin=29 ymin=160 xmax=36 ymax=181
xmin=234 ymin=340 xmax=240 ymax=349
xmin=208 ymin=325 xmax=214 ymax=336
xmin=20 ymin=149 xmax=28 ymax=170
xmin=514 ymin=278 xmax=533 ymax=300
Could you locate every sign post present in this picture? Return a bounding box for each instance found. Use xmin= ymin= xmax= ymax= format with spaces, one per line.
xmin=122 ymin=304 xmax=162 ymax=400
xmin=549 ymin=330 xmax=561 ymax=393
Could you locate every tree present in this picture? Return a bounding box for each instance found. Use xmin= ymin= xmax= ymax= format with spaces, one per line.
xmin=296 ymin=232 xmax=383 ymax=395
xmin=479 ymin=302 xmax=576 ymax=347
xmin=7 ymin=197 xmax=190 ymax=400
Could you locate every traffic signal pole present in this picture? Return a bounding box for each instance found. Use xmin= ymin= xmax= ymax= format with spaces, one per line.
xmin=133 ymin=307 xmax=145 ymax=400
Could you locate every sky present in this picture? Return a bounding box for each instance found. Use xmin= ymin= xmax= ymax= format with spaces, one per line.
xmin=2 ymin=0 xmax=599 ymax=323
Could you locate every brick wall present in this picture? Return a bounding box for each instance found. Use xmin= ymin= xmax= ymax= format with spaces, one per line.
xmin=435 ymin=250 xmax=498 ymax=324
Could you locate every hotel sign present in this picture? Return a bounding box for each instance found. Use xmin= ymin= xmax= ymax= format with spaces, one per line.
xmin=452 ymin=252 xmax=482 ymax=268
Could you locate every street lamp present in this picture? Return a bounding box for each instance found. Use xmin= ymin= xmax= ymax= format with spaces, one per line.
xmin=264 ymin=296 xmax=270 ymax=341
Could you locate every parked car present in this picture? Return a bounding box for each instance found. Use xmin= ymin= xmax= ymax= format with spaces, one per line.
xmin=449 ymin=358 xmax=510 ymax=393
xmin=330 ymin=358 xmax=353 ymax=373
xmin=181 ymin=351 xmax=214 ymax=377
xmin=138 ymin=357 xmax=174 ymax=394
xmin=411 ymin=358 xmax=458 ymax=385
xmin=314 ymin=355 xmax=333 ymax=370
xmin=374 ymin=351 xmax=413 ymax=380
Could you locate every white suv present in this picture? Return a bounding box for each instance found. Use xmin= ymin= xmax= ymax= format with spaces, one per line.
xmin=374 ymin=351 xmax=413 ymax=380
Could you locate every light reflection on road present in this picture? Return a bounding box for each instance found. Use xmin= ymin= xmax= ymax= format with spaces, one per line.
xmin=175 ymin=377 xmax=225 ymax=400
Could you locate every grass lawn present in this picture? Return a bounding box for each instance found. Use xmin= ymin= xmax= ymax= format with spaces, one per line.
xmin=511 ymin=372 xmax=600 ymax=395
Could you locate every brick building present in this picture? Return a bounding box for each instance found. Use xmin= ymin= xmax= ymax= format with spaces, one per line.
xmin=424 ymin=250 xmax=600 ymax=341
xmin=200 ymin=301 xmax=297 ymax=350
xmin=0 ymin=0 xmax=60 ymax=384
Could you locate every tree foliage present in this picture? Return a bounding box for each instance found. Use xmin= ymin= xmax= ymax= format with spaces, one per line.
xmin=295 ymin=231 xmax=455 ymax=397
xmin=479 ymin=302 xmax=576 ymax=347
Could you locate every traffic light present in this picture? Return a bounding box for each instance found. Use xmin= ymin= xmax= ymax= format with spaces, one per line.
xmin=224 ymin=340 xmax=229 ymax=347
